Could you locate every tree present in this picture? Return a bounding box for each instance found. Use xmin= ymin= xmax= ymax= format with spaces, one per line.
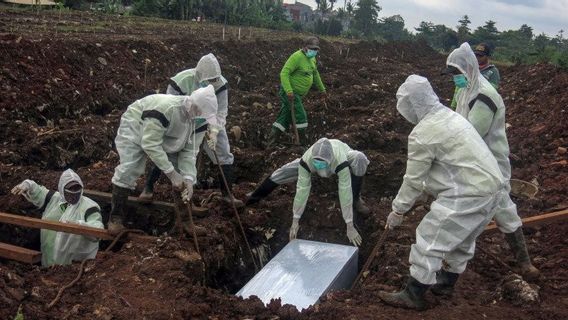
xmin=353 ymin=0 xmax=381 ymax=38
xmin=377 ymin=15 xmax=411 ymax=41
xmin=457 ymin=15 xmax=471 ymax=43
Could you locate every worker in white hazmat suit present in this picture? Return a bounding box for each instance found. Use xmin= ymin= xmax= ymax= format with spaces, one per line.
xmin=11 ymin=169 xmax=104 ymax=267
xmin=444 ymin=42 xmax=539 ymax=279
xmin=140 ymin=53 xmax=243 ymax=207
xmin=247 ymin=138 xmax=370 ymax=247
xmin=378 ymin=75 xmax=506 ymax=310
xmin=109 ymin=85 xmax=218 ymax=233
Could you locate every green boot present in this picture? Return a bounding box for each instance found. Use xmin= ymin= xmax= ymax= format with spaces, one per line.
xmin=431 ymin=269 xmax=459 ymax=297
xmin=265 ymin=127 xmax=282 ymax=149
xmin=505 ymin=227 xmax=540 ymax=281
xmin=108 ymin=184 xmax=130 ymax=234
xmin=378 ymin=276 xmax=430 ymax=310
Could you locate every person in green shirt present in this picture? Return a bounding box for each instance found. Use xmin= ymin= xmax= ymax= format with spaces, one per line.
xmin=266 ymin=36 xmax=327 ymax=147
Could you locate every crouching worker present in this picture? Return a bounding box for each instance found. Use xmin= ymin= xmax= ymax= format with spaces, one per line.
xmin=11 ymin=169 xmax=104 ymax=267
xmin=247 ymin=138 xmax=370 ymax=247
xmin=109 ymin=85 xmax=218 ymax=233
xmin=378 ymin=75 xmax=506 ymax=310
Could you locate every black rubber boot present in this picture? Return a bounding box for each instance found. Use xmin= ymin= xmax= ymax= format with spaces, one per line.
xmin=219 ymin=164 xmax=244 ymax=208
xmin=505 ymin=227 xmax=540 ymax=280
xmin=109 ymin=184 xmax=130 ymax=234
xmin=298 ymin=128 xmax=309 ymax=146
xmin=351 ymin=173 xmax=370 ymax=215
xmin=265 ymin=127 xmax=282 ymax=149
xmin=245 ymin=177 xmax=279 ymax=206
xmin=431 ymin=269 xmax=460 ymax=297
xmin=139 ymin=165 xmax=162 ymax=201
xmin=378 ymin=276 xmax=430 ymax=310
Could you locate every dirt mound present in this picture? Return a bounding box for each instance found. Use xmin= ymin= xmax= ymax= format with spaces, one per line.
xmin=0 ymin=9 xmax=566 ymax=320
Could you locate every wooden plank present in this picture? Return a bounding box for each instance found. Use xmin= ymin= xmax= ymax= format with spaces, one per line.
xmin=484 ymin=209 xmax=568 ymax=233
xmin=0 ymin=212 xmax=115 ymax=240
xmin=0 ymin=242 xmax=42 ymax=264
xmin=83 ymin=189 xmax=209 ymax=215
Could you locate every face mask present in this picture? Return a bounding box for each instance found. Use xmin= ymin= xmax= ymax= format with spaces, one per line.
xmin=453 ymin=74 xmax=468 ymax=88
xmin=313 ymin=159 xmax=328 ymax=170
xmin=64 ymin=187 xmax=82 ymax=205
xmin=306 ymin=49 xmax=318 ymax=58
xmin=199 ymin=81 xmax=209 ymax=88
xmin=195 ymin=118 xmax=207 ymax=126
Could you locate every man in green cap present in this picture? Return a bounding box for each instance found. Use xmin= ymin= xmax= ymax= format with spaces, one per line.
xmin=266 ymin=36 xmax=326 ymax=147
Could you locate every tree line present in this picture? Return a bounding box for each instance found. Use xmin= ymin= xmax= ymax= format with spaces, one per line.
xmin=65 ymin=0 xmax=568 ymax=68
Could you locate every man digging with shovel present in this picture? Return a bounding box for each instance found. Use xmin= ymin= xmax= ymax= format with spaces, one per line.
xmin=378 ymin=75 xmax=507 ymax=310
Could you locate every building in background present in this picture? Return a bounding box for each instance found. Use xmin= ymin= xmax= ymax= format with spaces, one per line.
xmin=283 ymin=1 xmax=313 ymax=24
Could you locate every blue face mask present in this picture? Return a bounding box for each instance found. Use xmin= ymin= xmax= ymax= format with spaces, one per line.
xmin=313 ymin=159 xmax=328 ymax=170
xmin=199 ymin=81 xmax=209 ymax=88
xmin=306 ymin=49 xmax=318 ymax=58
xmin=195 ymin=118 xmax=207 ymax=126
xmin=453 ymin=74 xmax=468 ymax=88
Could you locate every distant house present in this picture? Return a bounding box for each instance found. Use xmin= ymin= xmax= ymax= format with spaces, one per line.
xmin=283 ymin=1 xmax=313 ymax=24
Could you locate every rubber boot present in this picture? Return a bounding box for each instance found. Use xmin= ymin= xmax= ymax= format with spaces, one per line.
xmin=431 ymin=269 xmax=459 ymax=297
xmin=378 ymin=276 xmax=430 ymax=311
xmin=351 ymin=173 xmax=370 ymax=215
xmin=265 ymin=127 xmax=282 ymax=149
xmin=219 ymin=164 xmax=244 ymax=208
xmin=298 ymin=128 xmax=309 ymax=147
xmin=245 ymin=177 xmax=279 ymax=206
xmin=108 ymin=184 xmax=130 ymax=234
xmin=139 ymin=165 xmax=162 ymax=202
xmin=505 ymin=227 xmax=540 ymax=281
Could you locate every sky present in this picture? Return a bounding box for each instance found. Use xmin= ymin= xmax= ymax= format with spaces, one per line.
xmin=284 ymin=0 xmax=568 ymax=37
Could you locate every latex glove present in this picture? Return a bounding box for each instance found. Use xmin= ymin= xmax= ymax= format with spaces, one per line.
xmin=346 ymin=222 xmax=362 ymax=247
xmin=181 ymin=180 xmax=194 ymax=204
xmin=11 ymin=180 xmax=31 ymax=196
xmin=289 ymin=217 xmax=300 ymax=241
xmin=165 ymin=170 xmax=184 ymax=190
xmin=386 ymin=211 xmax=404 ymax=230
xmin=207 ymin=128 xmax=219 ymax=149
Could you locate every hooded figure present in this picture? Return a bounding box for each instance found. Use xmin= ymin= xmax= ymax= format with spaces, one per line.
xmin=109 ymin=85 xmax=218 ymax=233
xmin=378 ymin=75 xmax=505 ymax=310
xmin=246 ymin=138 xmax=370 ymax=247
xmin=142 ymin=53 xmax=244 ymax=207
xmin=11 ymin=169 xmax=104 ymax=266
xmin=447 ymin=43 xmax=539 ymax=279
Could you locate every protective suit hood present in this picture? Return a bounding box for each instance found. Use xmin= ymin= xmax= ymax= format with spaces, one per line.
xmin=195 ymin=53 xmax=222 ymax=82
xmin=57 ymin=169 xmax=84 ymax=203
xmin=446 ymin=42 xmax=493 ymax=117
xmin=312 ymin=138 xmax=334 ymax=164
xmin=396 ymin=75 xmax=445 ymax=124
xmin=184 ymin=85 xmax=218 ymax=126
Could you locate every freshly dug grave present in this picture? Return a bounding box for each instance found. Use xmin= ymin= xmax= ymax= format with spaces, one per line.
xmin=0 ymin=8 xmax=567 ymax=320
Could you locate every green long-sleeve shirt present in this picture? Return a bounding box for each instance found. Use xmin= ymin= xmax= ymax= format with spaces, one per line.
xmin=280 ymin=49 xmax=326 ymax=97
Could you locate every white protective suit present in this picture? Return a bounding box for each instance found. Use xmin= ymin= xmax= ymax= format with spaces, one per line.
xmin=393 ymin=75 xmax=506 ymax=284
xmin=20 ymin=169 xmax=104 ymax=266
xmin=447 ymin=43 xmax=522 ymax=233
xmin=112 ymin=85 xmax=218 ymax=189
xmin=167 ymin=53 xmax=233 ymax=165
xmin=291 ymin=138 xmax=369 ymax=224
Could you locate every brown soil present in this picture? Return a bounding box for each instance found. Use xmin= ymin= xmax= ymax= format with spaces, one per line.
xmin=0 ymin=8 xmax=566 ymax=320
